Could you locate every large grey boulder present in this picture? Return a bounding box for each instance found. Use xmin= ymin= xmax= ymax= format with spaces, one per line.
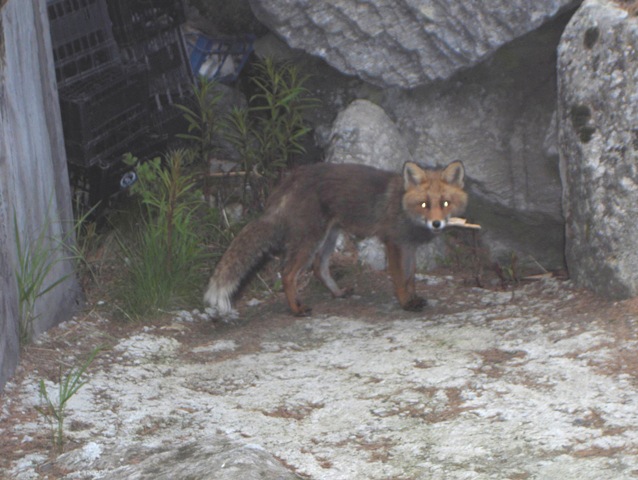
xmin=558 ymin=0 xmax=638 ymax=298
xmin=249 ymin=0 xmax=579 ymax=88
xmin=306 ymin=13 xmax=570 ymax=271
xmin=326 ymin=99 xmax=413 ymax=170
xmin=378 ymin=15 xmax=569 ymax=270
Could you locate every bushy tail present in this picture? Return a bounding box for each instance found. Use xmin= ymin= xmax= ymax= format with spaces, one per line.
xmin=204 ymin=218 xmax=281 ymax=318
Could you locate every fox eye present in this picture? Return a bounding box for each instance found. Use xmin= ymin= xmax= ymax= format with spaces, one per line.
xmin=442 ymin=200 xmax=449 ymax=208
xmin=421 ymin=202 xmax=428 ymax=209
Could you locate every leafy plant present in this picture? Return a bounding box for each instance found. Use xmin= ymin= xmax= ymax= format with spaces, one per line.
xmin=176 ymin=76 xmax=223 ymax=164
xmin=36 ymin=347 xmax=100 ymax=452
xmin=224 ymin=57 xmax=319 ymax=205
xmin=118 ymin=150 xmax=207 ymax=317
xmin=495 ymin=251 xmax=521 ymax=287
xmin=250 ymin=58 xmax=317 ymax=172
xmin=13 ymin=212 xmax=70 ymax=345
xmin=62 ymin=200 xmax=102 ymax=287
xmin=222 ymin=105 xmax=258 ymax=204
xmin=175 ymin=76 xmax=223 ymax=202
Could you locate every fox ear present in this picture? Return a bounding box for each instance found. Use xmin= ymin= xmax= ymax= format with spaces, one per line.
xmin=442 ymin=161 xmax=465 ymax=188
xmin=403 ymin=162 xmax=427 ymax=189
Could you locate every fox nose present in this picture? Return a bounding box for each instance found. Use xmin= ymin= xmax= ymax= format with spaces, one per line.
xmin=432 ymin=220 xmax=442 ymax=230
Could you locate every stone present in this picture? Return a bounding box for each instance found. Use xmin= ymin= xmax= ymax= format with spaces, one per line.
xmin=248 ymin=0 xmax=580 ymax=88
xmin=278 ymin=10 xmax=573 ymax=270
xmin=326 ymin=99 xmax=413 ymax=170
xmin=376 ymin=16 xmax=569 ymax=269
xmin=558 ymin=0 xmax=638 ymax=298
xmin=57 ymin=439 xmax=302 ymax=480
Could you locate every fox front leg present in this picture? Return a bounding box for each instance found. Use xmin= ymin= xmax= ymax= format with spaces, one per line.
xmin=384 ymin=241 xmax=426 ymax=311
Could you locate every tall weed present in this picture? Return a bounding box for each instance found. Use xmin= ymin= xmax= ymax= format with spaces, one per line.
xmin=36 ymin=347 xmax=100 ymax=452
xmin=175 ymin=75 xmax=223 ymax=162
xmin=13 ymin=211 xmax=72 ymax=344
xmin=118 ymin=150 xmax=206 ymax=317
xmin=248 ymin=58 xmax=317 ymax=173
xmin=175 ymin=76 xmax=223 ymax=202
xmin=224 ymin=58 xmax=319 ymax=206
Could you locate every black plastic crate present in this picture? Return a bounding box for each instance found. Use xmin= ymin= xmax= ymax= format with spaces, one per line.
xmin=54 ymin=41 xmax=119 ymax=88
xmin=65 ymin=102 xmax=149 ymax=167
xmin=119 ymin=28 xmax=190 ymax=77
xmin=58 ymin=63 xmax=149 ymax=145
xmin=48 ymin=0 xmax=112 ymax=45
xmin=149 ymin=64 xmax=192 ymax=104
xmin=107 ymin=0 xmax=185 ymax=46
xmin=152 ymin=99 xmax=188 ymax=134
xmin=48 ymin=0 xmax=120 ymax=87
xmin=147 ymin=40 xmax=183 ymax=73
xmin=118 ymin=28 xmax=193 ymax=104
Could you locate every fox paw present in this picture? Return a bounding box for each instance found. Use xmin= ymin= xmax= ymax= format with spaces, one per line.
xmin=292 ymin=304 xmax=313 ymax=317
xmin=334 ymin=286 xmax=354 ymax=298
xmin=401 ymin=295 xmax=427 ymax=312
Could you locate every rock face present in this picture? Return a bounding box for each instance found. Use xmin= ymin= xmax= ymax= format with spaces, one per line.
xmin=558 ymin=0 xmax=638 ymax=298
xmin=249 ymin=0 xmax=579 ymax=88
xmin=378 ymin=17 xmax=568 ymax=269
xmin=295 ymin=12 xmax=572 ymax=270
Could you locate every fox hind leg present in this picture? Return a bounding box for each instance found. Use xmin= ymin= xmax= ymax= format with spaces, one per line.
xmin=282 ymin=243 xmax=318 ymax=316
xmin=312 ymin=226 xmax=352 ymax=298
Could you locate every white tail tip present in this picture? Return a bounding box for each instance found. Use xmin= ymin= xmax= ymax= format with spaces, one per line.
xmin=204 ymin=278 xmax=237 ymax=321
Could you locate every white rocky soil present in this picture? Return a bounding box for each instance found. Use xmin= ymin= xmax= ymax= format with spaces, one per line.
xmin=2 ymin=274 xmax=638 ymax=479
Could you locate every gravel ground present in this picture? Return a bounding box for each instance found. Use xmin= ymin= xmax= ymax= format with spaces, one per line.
xmin=2 ymin=270 xmax=638 ymax=479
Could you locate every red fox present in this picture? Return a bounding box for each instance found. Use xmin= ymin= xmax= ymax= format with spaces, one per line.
xmin=204 ymin=161 xmax=467 ymax=317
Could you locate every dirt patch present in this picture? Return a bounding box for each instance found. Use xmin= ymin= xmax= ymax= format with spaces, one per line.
xmin=2 ymin=265 xmax=638 ymax=479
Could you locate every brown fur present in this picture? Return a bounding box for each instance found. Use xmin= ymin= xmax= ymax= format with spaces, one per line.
xmin=204 ymin=161 xmax=468 ymax=317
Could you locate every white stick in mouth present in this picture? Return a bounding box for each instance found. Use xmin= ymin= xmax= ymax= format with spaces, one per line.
xmin=447 ymin=217 xmax=481 ymax=230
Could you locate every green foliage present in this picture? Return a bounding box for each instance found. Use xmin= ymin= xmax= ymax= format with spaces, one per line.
xmin=118 ymin=150 xmax=207 ymax=317
xmin=109 ymin=59 xmax=320 ymax=315
xmin=224 ymin=58 xmax=319 ymax=205
xmin=175 ymin=76 xmax=223 ymax=167
xmin=65 ymin=200 xmax=101 ymax=287
xmin=249 ymin=58 xmax=317 ymax=173
xmin=224 ymin=106 xmax=256 ymax=203
xmin=36 ymin=347 xmax=100 ymax=452
xmin=13 ymin=211 xmax=71 ymax=345
xmin=496 ymin=251 xmax=521 ymax=286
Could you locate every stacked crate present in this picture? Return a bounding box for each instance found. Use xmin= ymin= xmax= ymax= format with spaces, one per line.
xmin=48 ymin=0 xmax=120 ymax=88
xmin=107 ymin=0 xmax=191 ymax=153
xmin=47 ymin=0 xmax=191 ymax=211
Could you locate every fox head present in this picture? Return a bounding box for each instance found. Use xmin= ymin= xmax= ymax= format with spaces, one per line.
xmin=401 ymin=161 xmax=468 ymax=232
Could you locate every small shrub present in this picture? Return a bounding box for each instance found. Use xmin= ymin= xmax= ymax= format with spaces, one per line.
xmin=175 ymin=76 xmax=223 ymax=163
xmin=117 ymin=150 xmax=207 ymax=318
xmin=223 ymin=57 xmax=320 ymax=206
xmin=36 ymin=347 xmax=100 ymax=452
